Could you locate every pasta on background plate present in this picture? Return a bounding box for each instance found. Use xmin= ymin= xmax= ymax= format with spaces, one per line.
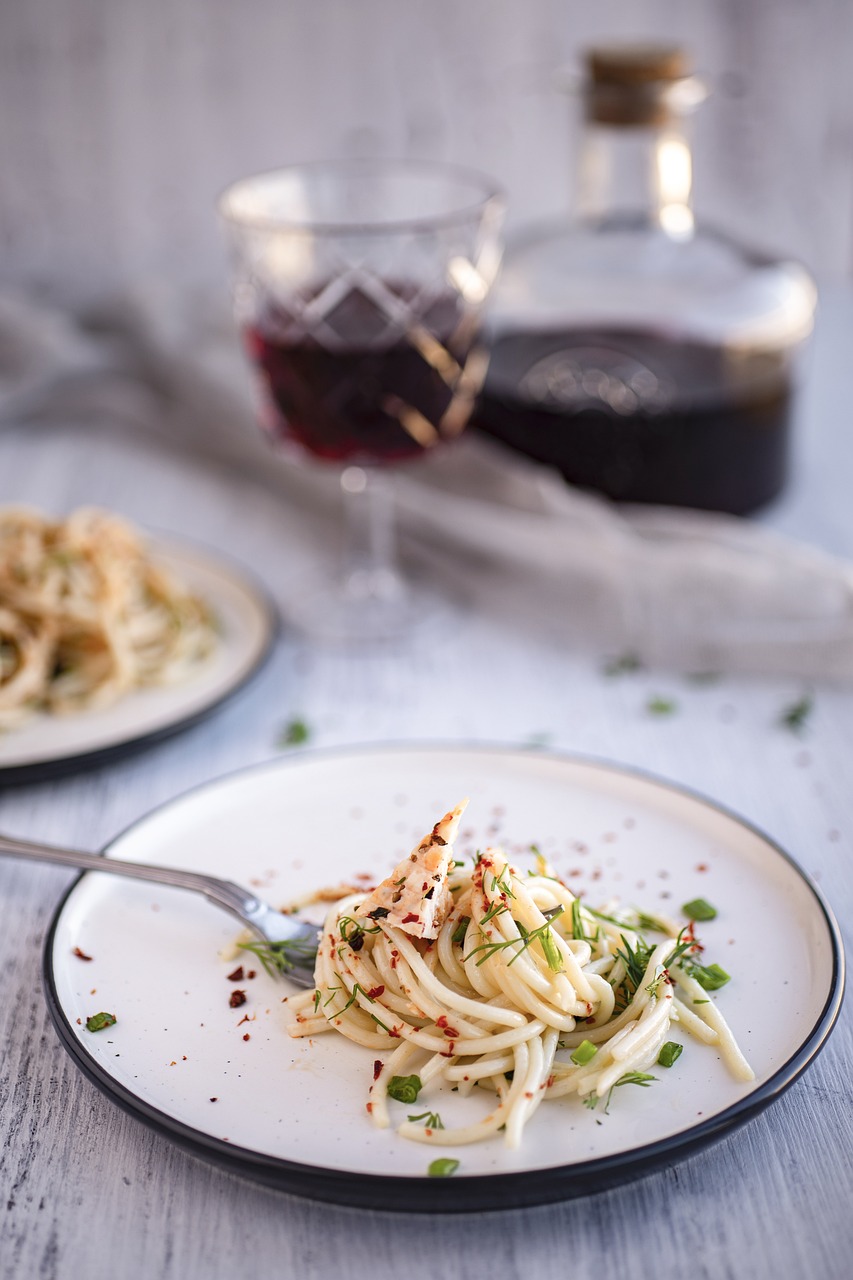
xmin=0 ymin=506 xmax=216 ymax=731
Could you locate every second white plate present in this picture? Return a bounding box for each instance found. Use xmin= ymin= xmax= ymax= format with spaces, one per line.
xmin=0 ymin=539 xmax=275 ymax=782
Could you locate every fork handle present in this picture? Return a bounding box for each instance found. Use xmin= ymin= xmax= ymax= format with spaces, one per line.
xmin=0 ymin=831 xmax=261 ymax=928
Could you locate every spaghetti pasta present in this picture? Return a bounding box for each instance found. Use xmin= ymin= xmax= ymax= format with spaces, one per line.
xmin=286 ymin=810 xmax=753 ymax=1151
xmin=0 ymin=506 xmax=217 ymax=730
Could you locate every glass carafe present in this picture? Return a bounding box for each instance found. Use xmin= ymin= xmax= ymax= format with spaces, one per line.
xmin=476 ymin=44 xmax=817 ymax=514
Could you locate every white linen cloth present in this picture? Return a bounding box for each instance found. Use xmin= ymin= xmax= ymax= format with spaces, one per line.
xmin=2 ymin=285 xmax=852 ymax=680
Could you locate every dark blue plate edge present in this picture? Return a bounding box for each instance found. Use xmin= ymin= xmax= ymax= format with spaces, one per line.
xmin=40 ymin=742 xmax=847 ymax=1213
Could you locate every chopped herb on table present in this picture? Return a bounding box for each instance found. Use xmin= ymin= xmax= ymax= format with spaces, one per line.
xmin=428 ymin=1158 xmax=460 ymax=1178
xmin=603 ymin=652 xmax=643 ymax=676
xmin=646 ymin=695 xmax=678 ymax=717
xmin=278 ymin=717 xmax=311 ymax=747
xmin=779 ymin=694 xmax=813 ymax=735
xmin=85 ymin=1012 xmax=116 ymax=1032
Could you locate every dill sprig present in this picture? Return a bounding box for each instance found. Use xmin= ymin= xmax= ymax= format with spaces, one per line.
xmin=583 ymin=1071 xmax=657 ymax=1115
xmin=611 ymin=934 xmax=654 ymax=1012
xmin=240 ymin=935 xmax=318 ymax=977
xmin=408 ymin=1110 xmax=444 ymax=1130
xmin=480 ymin=900 xmax=509 ymax=926
xmin=466 ymin=906 xmax=565 ymax=973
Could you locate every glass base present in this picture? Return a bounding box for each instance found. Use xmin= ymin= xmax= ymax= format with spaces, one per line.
xmin=284 ymin=564 xmax=459 ymax=645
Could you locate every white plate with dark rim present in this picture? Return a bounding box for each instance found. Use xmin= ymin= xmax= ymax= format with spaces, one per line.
xmin=0 ymin=540 xmax=276 ymax=785
xmin=42 ymin=745 xmax=844 ymax=1212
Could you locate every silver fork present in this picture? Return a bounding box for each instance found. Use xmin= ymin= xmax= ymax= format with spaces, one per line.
xmin=0 ymin=830 xmax=319 ymax=986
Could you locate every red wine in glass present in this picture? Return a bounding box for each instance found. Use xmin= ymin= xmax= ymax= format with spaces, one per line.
xmin=244 ymin=287 xmax=481 ymax=464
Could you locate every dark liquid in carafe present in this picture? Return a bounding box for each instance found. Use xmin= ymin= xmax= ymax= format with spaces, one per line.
xmin=474 ymin=328 xmax=793 ymax=514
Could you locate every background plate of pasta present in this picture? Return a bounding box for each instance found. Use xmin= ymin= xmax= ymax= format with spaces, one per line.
xmin=43 ymin=745 xmax=843 ymax=1211
xmin=0 ymin=507 xmax=275 ymax=781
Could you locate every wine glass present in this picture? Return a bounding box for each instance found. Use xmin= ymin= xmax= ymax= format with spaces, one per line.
xmin=218 ymin=159 xmax=504 ymax=641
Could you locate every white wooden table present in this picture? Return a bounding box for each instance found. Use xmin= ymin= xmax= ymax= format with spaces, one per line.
xmin=0 ymin=291 xmax=850 ymax=1280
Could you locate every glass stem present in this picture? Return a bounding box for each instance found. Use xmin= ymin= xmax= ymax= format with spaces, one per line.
xmin=339 ymin=466 xmax=406 ymax=605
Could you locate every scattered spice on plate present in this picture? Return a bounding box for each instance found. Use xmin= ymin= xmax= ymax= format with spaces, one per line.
xmin=226 ymin=966 xmax=244 ymax=982
xmin=229 ymin=990 xmax=247 ymax=1009
xmin=72 ymin=946 xmax=93 ymax=961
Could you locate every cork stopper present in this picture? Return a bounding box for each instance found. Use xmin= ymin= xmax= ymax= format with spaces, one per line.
xmin=584 ymin=44 xmax=693 ymax=126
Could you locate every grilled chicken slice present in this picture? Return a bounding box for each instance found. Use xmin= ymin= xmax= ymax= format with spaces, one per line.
xmin=358 ymin=799 xmax=468 ymax=939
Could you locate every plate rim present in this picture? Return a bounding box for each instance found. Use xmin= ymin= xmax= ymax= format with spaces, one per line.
xmin=0 ymin=539 xmax=278 ymax=786
xmin=41 ymin=742 xmax=847 ymax=1212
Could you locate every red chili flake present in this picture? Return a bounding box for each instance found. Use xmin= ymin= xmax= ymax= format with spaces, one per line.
xmin=242 ymin=1033 xmax=250 ymax=1042
xmin=524 ymin=1091 xmax=534 ymax=1099
xmin=366 ymin=986 xmax=385 ymax=999
xmin=226 ymin=966 xmax=244 ymax=982
xmin=182 ymin=1056 xmax=187 ymax=1061
xmin=696 ymin=863 xmax=708 ymax=873
xmin=546 ymin=1074 xmax=555 ymax=1088
xmin=236 ymin=1013 xmax=252 ymax=1026
xmin=402 ymin=913 xmax=419 ymax=924
xmin=366 ymin=1102 xmax=373 ymax=1113
xmin=210 ymin=1097 xmax=218 ymax=1102
xmin=389 ymin=1026 xmax=401 ymax=1038
xmin=229 ymin=990 xmax=247 ymax=1009
xmin=443 ymin=1027 xmax=460 ymax=1039
xmin=373 ymin=1060 xmax=383 ymax=1081
xmin=246 ymin=970 xmax=256 ymax=980
xmin=72 ymin=947 xmax=93 ymax=962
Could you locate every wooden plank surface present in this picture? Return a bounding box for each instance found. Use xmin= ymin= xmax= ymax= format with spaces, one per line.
xmin=0 ymin=290 xmax=851 ymax=1278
